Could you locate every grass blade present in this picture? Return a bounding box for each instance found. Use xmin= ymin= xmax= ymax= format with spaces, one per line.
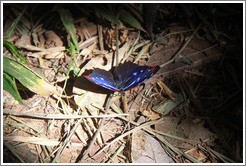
xmin=3 ymin=73 xmax=23 ymax=104
xmin=119 ymin=10 xmax=146 ymax=32
xmin=3 ymin=39 xmax=28 ymax=65
xmin=3 ymin=57 xmax=57 ymax=96
xmin=57 ymin=8 xmax=79 ymax=53
xmin=5 ymin=4 xmax=27 ymax=39
xmin=93 ymin=5 xmax=122 ymax=25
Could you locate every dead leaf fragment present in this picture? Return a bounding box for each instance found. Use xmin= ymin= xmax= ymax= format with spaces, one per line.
xmin=131 ymin=128 xmax=174 ymax=163
xmin=45 ymin=30 xmax=63 ymax=47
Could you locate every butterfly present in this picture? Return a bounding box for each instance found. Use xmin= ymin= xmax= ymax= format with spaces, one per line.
xmin=84 ymin=61 xmax=160 ymax=92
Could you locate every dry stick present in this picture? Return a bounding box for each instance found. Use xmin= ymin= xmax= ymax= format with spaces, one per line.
xmin=198 ymin=144 xmax=235 ymax=163
xmin=3 ymin=142 xmax=25 ymax=163
xmin=52 ymin=118 xmax=83 ymax=163
xmin=156 ymin=134 xmax=200 ymax=163
xmin=98 ymin=25 xmax=104 ymax=52
xmin=113 ymin=111 xmax=200 ymax=144
xmin=160 ymin=24 xmax=201 ymax=68
xmin=163 ymin=29 xmax=195 ymax=38
xmin=122 ymin=92 xmax=131 ymax=162
xmin=92 ymin=118 xmax=164 ymax=159
xmin=185 ymin=43 xmax=218 ymax=58
xmin=78 ymin=24 xmax=119 ymax=162
xmin=8 ymin=115 xmax=39 ymax=133
xmin=109 ymin=108 xmax=201 ymax=162
xmin=109 ymin=105 xmax=200 ymax=144
xmin=78 ymin=93 xmax=114 ymax=163
xmin=121 ymin=32 xmax=140 ymax=63
xmin=106 ymin=144 xmax=125 ymax=163
xmin=122 ymin=94 xmax=128 ymax=114
xmin=115 ymin=24 xmax=119 ymax=66
xmin=3 ymin=109 xmax=128 ymax=119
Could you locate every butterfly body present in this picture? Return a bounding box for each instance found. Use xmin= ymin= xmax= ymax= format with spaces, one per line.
xmin=85 ymin=61 xmax=160 ymax=92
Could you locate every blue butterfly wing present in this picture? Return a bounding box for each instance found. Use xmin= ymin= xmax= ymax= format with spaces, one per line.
xmin=122 ymin=66 xmax=160 ymax=91
xmin=113 ymin=61 xmax=139 ymax=82
xmin=84 ymin=68 xmax=119 ymax=91
xmin=85 ymin=61 xmax=159 ymax=92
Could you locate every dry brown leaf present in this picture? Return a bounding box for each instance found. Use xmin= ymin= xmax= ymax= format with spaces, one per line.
xmin=185 ymin=148 xmax=208 ymax=162
xmin=77 ymin=19 xmax=97 ymax=41
xmin=16 ymin=43 xmax=44 ymax=51
xmin=15 ymin=33 xmax=32 ymax=46
xmin=45 ymin=30 xmax=63 ymax=48
xmin=152 ymin=93 xmax=184 ymax=116
xmin=32 ymin=24 xmax=45 ymax=48
xmin=147 ymin=37 xmax=223 ymax=77
xmin=77 ymin=42 xmax=130 ymax=77
xmin=78 ymin=36 xmax=98 ymax=50
xmin=4 ymin=136 xmax=60 ymax=146
xmin=27 ymin=47 xmax=66 ymax=58
xmin=73 ymin=89 xmax=108 ymax=112
xmin=155 ymin=117 xmax=217 ymax=150
xmin=157 ymin=80 xmax=177 ymax=101
xmin=141 ymin=109 xmax=161 ymax=120
xmin=131 ymin=117 xmax=174 ymax=163
xmin=180 ymin=119 xmax=218 ymax=146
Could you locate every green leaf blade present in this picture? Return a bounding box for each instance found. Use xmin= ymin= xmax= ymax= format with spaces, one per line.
xmin=3 ymin=73 xmax=23 ymax=104
xmin=5 ymin=5 xmax=27 ymax=39
xmin=119 ymin=10 xmax=146 ymax=32
xmin=93 ymin=5 xmax=122 ymax=25
xmin=3 ymin=39 xmax=28 ymax=65
xmin=3 ymin=57 xmax=54 ymax=96
xmin=57 ymin=8 xmax=79 ymax=53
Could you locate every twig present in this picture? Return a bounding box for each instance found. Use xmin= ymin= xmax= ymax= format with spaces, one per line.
xmin=106 ymin=143 xmax=125 ymax=163
xmin=160 ymin=24 xmax=201 ymax=68
xmin=156 ymin=134 xmax=200 ymax=163
xmin=122 ymin=92 xmax=131 ymax=162
xmin=92 ymin=118 xmax=164 ymax=159
xmin=78 ymin=93 xmax=114 ymax=162
xmin=51 ymin=118 xmax=83 ymax=163
xmin=164 ymin=29 xmax=195 ymax=38
xmin=115 ymin=25 xmax=119 ymax=66
xmin=8 ymin=115 xmax=39 ymax=133
xmin=78 ymin=36 xmax=98 ymax=50
xmin=3 ymin=109 xmax=128 ymax=119
xmin=3 ymin=142 xmax=25 ymax=163
xmin=122 ymin=94 xmax=128 ymax=114
xmin=110 ymin=104 xmax=200 ymax=144
xmin=198 ymin=144 xmax=235 ymax=163
xmin=6 ymin=122 xmax=39 ymax=137
xmin=185 ymin=44 xmax=219 ymax=58
xmin=98 ymin=25 xmax=104 ymax=51
xmin=121 ymin=31 xmax=140 ymax=63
